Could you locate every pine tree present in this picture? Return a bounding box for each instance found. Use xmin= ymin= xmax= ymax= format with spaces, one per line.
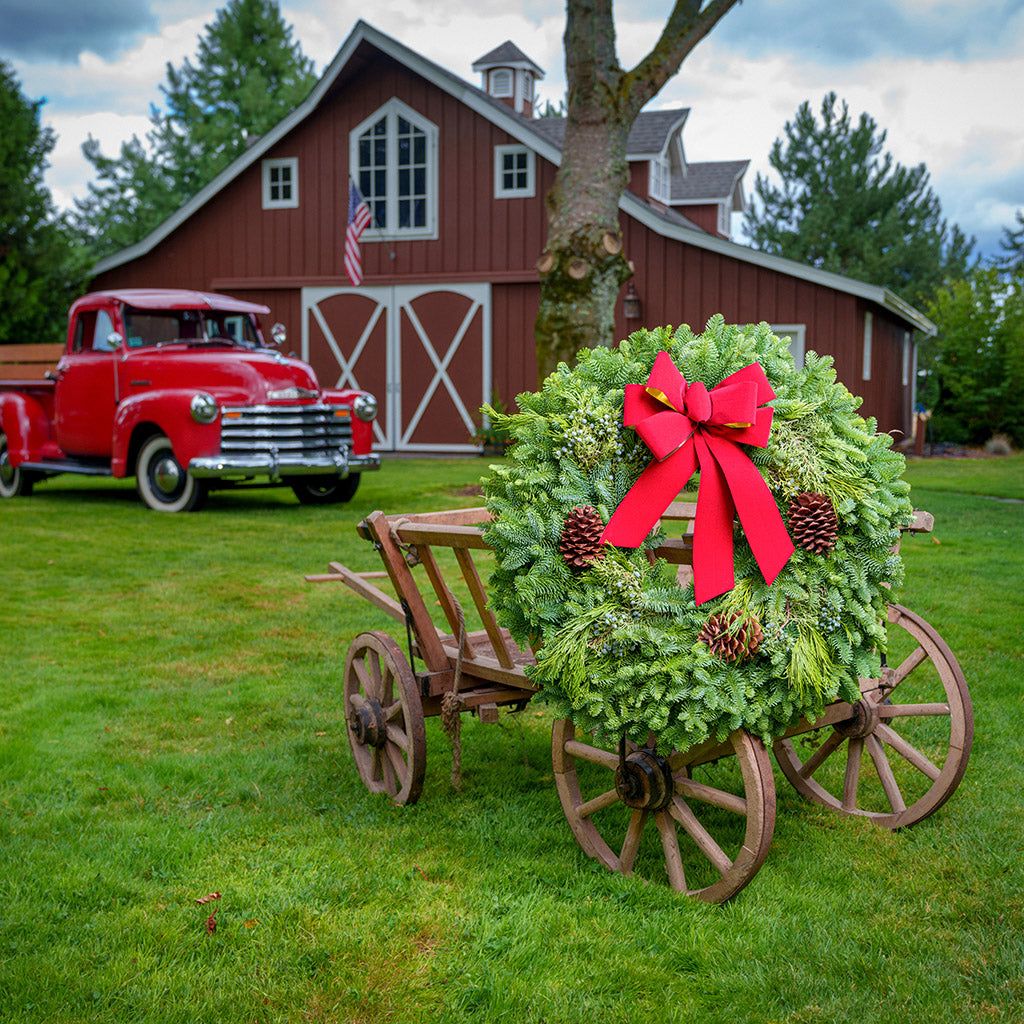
xmin=745 ymin=92 xmax=973 ymax=310
xmin=0 ymin=61 xmax=88 ymax=343
xmin=74 ymin=0 xmax=316 ymax=257
xmin=994 ymin=209 xmax=1024 ymax=275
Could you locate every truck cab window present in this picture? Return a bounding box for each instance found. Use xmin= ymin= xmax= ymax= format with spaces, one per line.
xmin=71 ymin=310 xmax=118 ymax=352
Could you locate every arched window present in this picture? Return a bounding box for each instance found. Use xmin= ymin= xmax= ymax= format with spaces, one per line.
xmin=350 ymin=99 xmax=438 ymax=239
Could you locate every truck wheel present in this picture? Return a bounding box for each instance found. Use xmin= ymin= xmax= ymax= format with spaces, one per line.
xmin=135 ymin=434 xmax=207 ymax=512
xmin=0 ymin=433 xmax=34 ymax=498
xmin=291 ymin=473 xmax=360 ymax=505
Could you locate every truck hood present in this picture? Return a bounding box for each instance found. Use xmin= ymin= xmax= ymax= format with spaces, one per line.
xmin=121 ymin=346 xmax=323 ymax=404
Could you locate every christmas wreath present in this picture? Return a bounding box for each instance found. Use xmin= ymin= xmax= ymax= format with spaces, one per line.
xmin=482 ymin=318 xmax=913 ymax=752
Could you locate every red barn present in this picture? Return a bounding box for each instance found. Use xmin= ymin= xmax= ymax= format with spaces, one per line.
xmin=91 ymin=20 xmax=933 ymax=452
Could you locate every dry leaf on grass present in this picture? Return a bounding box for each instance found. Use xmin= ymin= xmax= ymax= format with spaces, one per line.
xmin=195 ymin=892 xmax=221 ymax=905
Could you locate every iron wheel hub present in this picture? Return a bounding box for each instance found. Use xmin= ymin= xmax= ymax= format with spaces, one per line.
xmin=615 ymin=748 xmax=675 ymax=811
xmin=834 ymin=698 xmax=880 ymax=739
xmin=349 ymin=698 xmax=387 ymax=748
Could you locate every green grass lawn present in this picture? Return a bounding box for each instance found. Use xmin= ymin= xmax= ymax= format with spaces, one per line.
xmin=1 ymin=454 xmax=1022 ymax=1023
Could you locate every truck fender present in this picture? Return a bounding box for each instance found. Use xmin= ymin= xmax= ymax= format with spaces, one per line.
xmin=112 ymin=390 xmax=221 ymax=478
xmin=0 ymin=392 xmax=52 ymax=464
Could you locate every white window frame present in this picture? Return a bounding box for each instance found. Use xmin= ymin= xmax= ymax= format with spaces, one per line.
xmin=649 ymin=155 xmax=671 ymax=204
xmin=489 ymin=68 xmax=513 ymax=97
xmin=771 ymin=324 xmax=806 ymax=370
xmin=350 ymin=98 xmax=439 ymax=241
xmin=901 ymin=331 xmax=911 ymax=386
xmin=863 ymin=311 xmax=873 ymax=381
xmin=717 ymin=198 xmax=732 ymax=236
xmin=494 ymin=145 xmax=535 ymax=198
xmin=262 ymin=157 xmax=298 ymax=209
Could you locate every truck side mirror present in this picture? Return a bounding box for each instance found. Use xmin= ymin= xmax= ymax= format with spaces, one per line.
xmin=270 ymin=323 xmax=287 ymax=347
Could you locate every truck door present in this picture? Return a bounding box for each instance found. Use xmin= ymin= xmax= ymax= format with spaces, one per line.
xmin=53 ymin=308 xmax=120 ymax=457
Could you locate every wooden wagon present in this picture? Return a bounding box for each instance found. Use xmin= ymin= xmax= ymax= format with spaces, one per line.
xmin=309 ymin=504 xmax=972 ymax=903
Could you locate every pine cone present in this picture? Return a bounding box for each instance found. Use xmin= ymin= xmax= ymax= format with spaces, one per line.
xmin=698 ymin=611 xmax=764 ymax=662
xmin=788 ymin=491 xmax=839 ymax=555
xmin=559 ymin=505 xmax=606 ymax=570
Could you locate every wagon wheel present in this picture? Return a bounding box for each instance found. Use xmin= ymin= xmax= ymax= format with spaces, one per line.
xmin=774 ymin=603 xmax=972 ymax=828
xmin=552 ymin=721 xmax=776 ymax=903
xmin=343 ymin=631 xmax=427 ymax=806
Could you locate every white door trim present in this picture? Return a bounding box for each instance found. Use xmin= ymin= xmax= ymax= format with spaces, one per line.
xmin=301 ymin=283 xmax=491 ymax=452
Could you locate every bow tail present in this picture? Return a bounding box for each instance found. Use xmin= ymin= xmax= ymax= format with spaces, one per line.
xmin=600 ymin=443 xmax=699 ymax=549
xmin=705 ymin=433 xmax=795 ymax=587
xmin=690 ymin=434 xmax=738 ymax=604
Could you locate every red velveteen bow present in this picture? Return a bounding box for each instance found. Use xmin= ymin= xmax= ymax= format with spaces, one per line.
xmin=600 ymin=351 xmax=795 ymax=605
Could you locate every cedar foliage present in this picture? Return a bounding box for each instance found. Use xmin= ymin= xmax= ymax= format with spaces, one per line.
xmin=483 ymin=319 xmax=913 ymax=751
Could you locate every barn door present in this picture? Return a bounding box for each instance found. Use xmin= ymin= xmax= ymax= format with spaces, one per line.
xmin=302 ymin=284 xmax=491 ymax=452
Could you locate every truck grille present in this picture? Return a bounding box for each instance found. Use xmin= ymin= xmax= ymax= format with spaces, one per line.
xmin=219 ymin=404 xmax=352 ymax=459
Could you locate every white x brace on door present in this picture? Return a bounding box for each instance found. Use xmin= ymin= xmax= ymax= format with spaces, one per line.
xmin=301 ymin=283 xmax=491 ymax=452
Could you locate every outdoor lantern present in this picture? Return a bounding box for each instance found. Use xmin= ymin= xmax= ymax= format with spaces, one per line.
xmin=623 ymin=282 xmax=642 ymax=321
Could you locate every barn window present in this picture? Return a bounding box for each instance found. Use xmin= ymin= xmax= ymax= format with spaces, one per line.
xmin=649 ymin=155 xmax=671 ymax=204
xmin=862 ymin=311 xmax=873 ymax=381
xmin=771 ymin=324 xmax=806 ymax=370
xmin=262 ymin=158 xmax=298 ymax=209
xmin=351 ymin=99 xmax=438 ymax=239
xmin=494 ymin=145 xmax=535 ymax=198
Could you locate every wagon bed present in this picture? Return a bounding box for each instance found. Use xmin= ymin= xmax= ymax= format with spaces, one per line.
xmin=309 ymin=504 xmax=972 ymax=902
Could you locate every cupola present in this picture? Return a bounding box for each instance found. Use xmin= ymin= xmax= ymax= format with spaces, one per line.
xmin=472 ymin=42 xmax=545 ymax=118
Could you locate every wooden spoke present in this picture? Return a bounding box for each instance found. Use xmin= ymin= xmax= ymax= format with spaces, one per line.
xmin=343 ymin=632 xmax=427 ymax=805
xmin=552 ymin=719 xmax=775 ymax=903
xmin=876 ymin=722 xmax=943 ymax=781
xmin=842 ymin=738 xmax=864 ymax=811
xmin=883 ymin=645 xmax=929 ymax=690
xmin=774 ymin=604 xmax=972 ymax=828
xmin=866 ymin=733 xmax=906 ymax=814
xmin=675 ymin=776 xmax=747 ymax=816
xmin=879 ymin=702 xmax=950 ymax=718
xmin=577 ymin=788 xmax=621 ymax=819
xmin=563 ymin=739 xmax=620 ymax=771
xmin=798 ymin=731 xmax=845 ymax=779
xmin=655 ymin=812 xmax=687 ymax=891
xmin=669 ymin=797 xmax=733 ymax=877
xmin=619 ymin=810 xmax=648 ymax=874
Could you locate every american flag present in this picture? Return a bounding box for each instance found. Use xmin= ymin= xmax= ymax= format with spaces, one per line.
xmin=344 ymin=181 xmax=372 ymax=286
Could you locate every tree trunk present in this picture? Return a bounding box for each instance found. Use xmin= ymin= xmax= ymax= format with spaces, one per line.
xmin=533 ymin=0 xmax=740 ymax=383
xmin=535 ymin=116 xmax=634 ymax=377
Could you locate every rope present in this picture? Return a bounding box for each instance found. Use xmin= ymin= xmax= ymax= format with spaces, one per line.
xmin=440 ymin=597 xmax=467 ymax=790
xmin=389 ymin=518 xmax=421 ymax=567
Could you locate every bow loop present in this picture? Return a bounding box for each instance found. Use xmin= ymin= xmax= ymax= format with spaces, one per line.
xmin=601 ymin=352 xmax=794 ymax=604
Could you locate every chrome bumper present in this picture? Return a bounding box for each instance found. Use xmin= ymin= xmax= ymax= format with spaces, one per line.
xmin=189 ymin=450 xmax=381 ymax=481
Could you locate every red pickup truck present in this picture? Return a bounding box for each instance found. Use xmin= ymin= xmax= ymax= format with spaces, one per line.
xmin=0 ymin=289 xmax=380 ymax=511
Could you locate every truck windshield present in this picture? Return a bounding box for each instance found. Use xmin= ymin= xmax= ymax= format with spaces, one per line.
xmin=123 ymin=308 xmax=263 ymax=348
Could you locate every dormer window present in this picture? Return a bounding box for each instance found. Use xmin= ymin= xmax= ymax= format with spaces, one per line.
xmin=649 ymin=155 xmax=671 ymax=204
xmin=490 ymin=68 xmax=514 ymax=97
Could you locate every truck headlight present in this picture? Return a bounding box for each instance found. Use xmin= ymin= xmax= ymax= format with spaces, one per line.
xmin=190 ymin=392 xmax=219 ymax=424
xmin=353 ymin=393 xmax=377 ymax=422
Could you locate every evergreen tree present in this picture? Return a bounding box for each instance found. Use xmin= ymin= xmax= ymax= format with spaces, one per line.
xmin=745 ymin=92 xmax=973 ymax=310
xmin=74 ymin=0 xmax=316 ymax=257
xmin=922 ymin=265 xmax=1024 ymax=445
xmin=994 ymin=208 xmax=1024 ymax=275
xmin=0 ymin=61 xmax=88 ymax=343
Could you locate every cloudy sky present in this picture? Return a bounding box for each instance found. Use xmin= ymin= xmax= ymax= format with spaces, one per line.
xmin=1 ymin=0 xmax=1022 ymax=259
